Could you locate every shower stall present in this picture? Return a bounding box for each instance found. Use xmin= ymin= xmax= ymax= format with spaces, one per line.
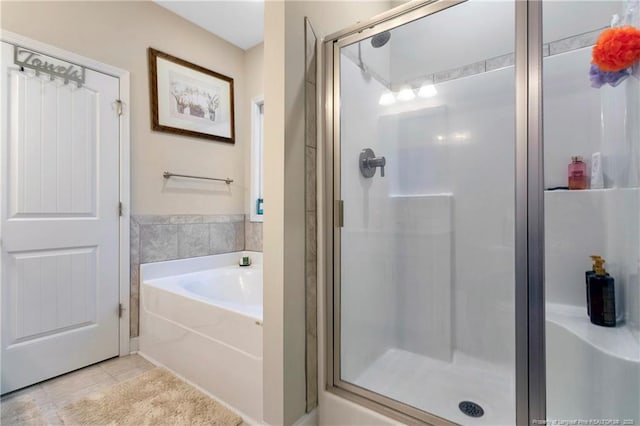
xmin=323 ymin=0 xmax=640 ymax=424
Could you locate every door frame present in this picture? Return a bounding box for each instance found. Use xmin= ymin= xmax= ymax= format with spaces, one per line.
xmin=0 ymin=30 xmax=131 ymax=357
xmin=322 ymin=0 xmax=546 ymax=424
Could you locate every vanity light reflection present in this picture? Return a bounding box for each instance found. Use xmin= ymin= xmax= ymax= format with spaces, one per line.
xmin=435 ymin=131 xmax=471 ymax=145
xmin=379 ymin=83 xmax=438 ymax=106
xmin=418 ymin=83 xmax=437 ymax=98
xmin=378 ymin=91 xmax=396 ymax=106
xmin=397 ymin=86 xmax=416 ymax=101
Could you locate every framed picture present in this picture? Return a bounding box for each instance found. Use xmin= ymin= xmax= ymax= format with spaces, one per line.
xmin=148 ymin=47 xmax=235 ymax=143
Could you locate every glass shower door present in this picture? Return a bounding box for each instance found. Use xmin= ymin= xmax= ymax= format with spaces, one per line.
xmin=334 ymin=0 xmax=517 ymax=423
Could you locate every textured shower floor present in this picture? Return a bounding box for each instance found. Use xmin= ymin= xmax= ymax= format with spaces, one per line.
xmin=353 ymin=348 xmax=515 ymax=425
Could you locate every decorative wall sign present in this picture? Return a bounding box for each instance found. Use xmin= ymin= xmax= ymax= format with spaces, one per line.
xmin=14 ymin=47 xmax=85 ymax=87
xmin=148 ymin=48 xmax=235 ymax=143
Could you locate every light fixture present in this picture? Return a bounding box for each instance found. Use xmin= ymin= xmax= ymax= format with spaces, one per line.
xmin=378 ymin=91 xmax=396 ymax=106
xmin=397 ymin=86 xmax=415 ymax=101
xmin=418 ymin=83 xmax=438 ymax=98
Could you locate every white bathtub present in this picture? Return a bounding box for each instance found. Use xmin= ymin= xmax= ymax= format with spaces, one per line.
xmin=139 ymin=251 xmax=263 ymax=422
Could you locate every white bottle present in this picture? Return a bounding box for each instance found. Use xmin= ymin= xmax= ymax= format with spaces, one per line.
xmin=591 ymin=152 xmax=604 ymax=189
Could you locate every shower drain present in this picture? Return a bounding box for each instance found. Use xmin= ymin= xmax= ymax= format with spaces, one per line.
xmin=458 ymin=401 xmax=485 ymax=418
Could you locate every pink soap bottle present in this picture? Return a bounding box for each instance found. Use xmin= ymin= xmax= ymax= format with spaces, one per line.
xmin=568 ymin=156 xmax=587 ymax=190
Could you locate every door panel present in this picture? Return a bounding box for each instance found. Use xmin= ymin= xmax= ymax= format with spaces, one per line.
xmin=9 ymin=72 xmax=97 ymax=217
xmin=9 ymin=248 xmax=97 ymax=343
xmin=1 ymin=41 xmax=120 ymax=393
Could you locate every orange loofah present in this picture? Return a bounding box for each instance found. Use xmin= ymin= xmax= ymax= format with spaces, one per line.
xmin=592 ymin=26 xmax=640 ymax=72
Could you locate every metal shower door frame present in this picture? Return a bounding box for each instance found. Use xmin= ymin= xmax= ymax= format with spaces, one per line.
xmin=323 ymin=0 xmax=545 ymax=424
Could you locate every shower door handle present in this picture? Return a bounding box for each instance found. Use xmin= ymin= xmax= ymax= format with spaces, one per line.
xmin=360 ymin=148 xmax=386 ymax=178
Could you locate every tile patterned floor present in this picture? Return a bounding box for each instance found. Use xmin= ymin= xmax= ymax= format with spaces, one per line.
xmin=0 ymin=355 xmax=155 ymax=425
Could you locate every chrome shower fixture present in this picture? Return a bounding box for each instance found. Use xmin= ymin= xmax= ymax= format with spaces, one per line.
xmin=371 ymin=31 xmax=391 ymax=48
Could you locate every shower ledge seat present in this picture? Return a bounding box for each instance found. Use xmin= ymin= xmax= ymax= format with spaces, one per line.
xmin=546 ymin=302 xmax=639 ymax=362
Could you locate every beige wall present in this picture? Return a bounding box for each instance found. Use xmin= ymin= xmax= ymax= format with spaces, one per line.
xmin=263 ymin=1 xmax=395 ymax=425
xmin=263 ymin=1 xmax=286 ymax=423
xmin=1 ymin=0 xmax=249 ymax=215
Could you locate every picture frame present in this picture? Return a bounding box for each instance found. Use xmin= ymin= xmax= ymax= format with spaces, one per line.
xmin=148 ymin=47 xmax=235 ymax=143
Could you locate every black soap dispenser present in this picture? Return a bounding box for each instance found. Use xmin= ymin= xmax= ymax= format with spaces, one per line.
xmin=588 ymin=257 xmax=616 ymax=327
xmin=585 ymin=255 xmax=601 ymax=316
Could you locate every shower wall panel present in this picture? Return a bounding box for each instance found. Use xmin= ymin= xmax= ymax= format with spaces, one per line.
xmin=392 ymin=194 xmax=452 ymax=362
xmin=377 ymin=67 xmax=516 ymax=367
xmin=341 ymin=44 xmax=517 ymax=370
xmin=543 ymin=20 xmax=640 ymax=337
xmin=339 ymin=58 xmax=398 ymax=382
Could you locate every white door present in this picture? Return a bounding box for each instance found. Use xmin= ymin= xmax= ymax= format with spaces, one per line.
xmin=0 ymin=41 xmax=120 ymax=393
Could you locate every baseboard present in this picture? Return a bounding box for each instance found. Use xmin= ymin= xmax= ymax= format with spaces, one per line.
xmin=293 ymin=409 xmax=318 ymax=426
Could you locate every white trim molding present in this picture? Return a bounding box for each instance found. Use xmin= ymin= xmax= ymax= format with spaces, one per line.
xmin=250 ymin=95 xmax=265 ymax=223
xmin=0 ymin=30 xmax=132 ymax=357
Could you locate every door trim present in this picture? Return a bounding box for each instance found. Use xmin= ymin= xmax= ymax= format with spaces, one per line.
xmin=0 ymin=30 xmax=132 ymax=357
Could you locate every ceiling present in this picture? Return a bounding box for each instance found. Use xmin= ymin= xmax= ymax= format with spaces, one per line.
xmin=154 ymin=0 xmax=264 ymax=50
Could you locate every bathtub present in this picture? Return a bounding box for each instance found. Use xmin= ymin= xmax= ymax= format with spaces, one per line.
xmin=139 ymin=251 xmax=263 ymax=422
xmin=546 ymin=303 xmax=640 ymax=423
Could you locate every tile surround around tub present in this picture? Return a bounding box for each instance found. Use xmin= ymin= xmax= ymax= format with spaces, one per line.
xmin=245 ymin=217 xmax=263 ymax=252
xmin=129 ymin=214 xmax=259 ymax=337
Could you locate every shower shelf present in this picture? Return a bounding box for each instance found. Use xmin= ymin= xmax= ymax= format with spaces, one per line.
xmin=544 ymin=188 xmax=615 ymax=193
xmin=546 ymin=303 xmax=639 ymax=362
xmin=544 ymin=187 xmax=640 ymax=193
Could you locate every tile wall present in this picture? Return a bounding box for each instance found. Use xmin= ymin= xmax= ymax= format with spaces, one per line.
xmin=304 ymin=17 xmax=318 ymax=412
xmin=129 ymin=214 xmax=262 ymax=337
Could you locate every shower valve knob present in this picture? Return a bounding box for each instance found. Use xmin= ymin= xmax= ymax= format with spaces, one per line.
xmin=359 ymin=148 xmax=386 ymax=178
